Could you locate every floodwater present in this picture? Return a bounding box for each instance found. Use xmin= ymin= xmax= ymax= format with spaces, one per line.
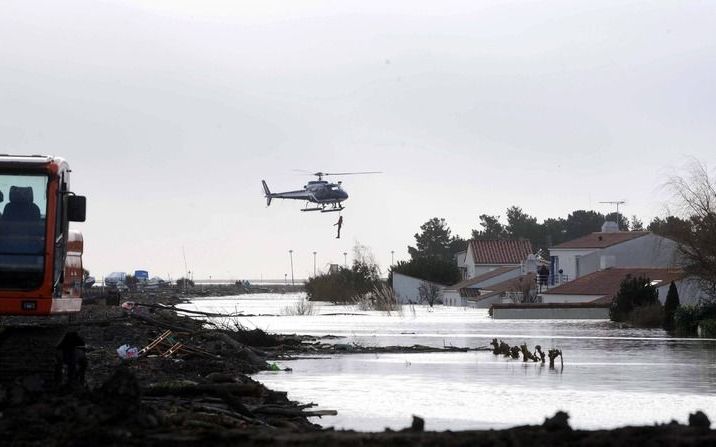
xmin=180 ymin=293 xmax=716 ymax=431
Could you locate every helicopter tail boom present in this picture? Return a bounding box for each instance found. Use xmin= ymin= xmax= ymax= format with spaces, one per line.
xmin=262 ymin=180 xmax=272 ymax=206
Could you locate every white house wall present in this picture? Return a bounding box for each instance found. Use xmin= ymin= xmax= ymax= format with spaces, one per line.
xmin=541 ymin=293 xmax=604 ymax=304
xmin=605 ymin=234 xmax=680 ymax=269
xmin=442 ymin=289 xmax=464 ymax=307
xmin=454 ymin=250 xmax=467 ymax=269
xmin=549 ymin=248 xmax=595 ymax=280
xmin=392 ymin=273 xmax=445 ymax=305
xmin=660 ymin=278 xmax=709 ymax=306
xmin=542 ymin=279 xmax=704 ymax=307
xmin=550 ymin=234 xmax=680 ymax=281
xmin=442 ymin=268 xmax=524 ymax=307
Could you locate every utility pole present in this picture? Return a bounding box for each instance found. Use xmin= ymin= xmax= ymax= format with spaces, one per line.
xmin=313 ymin=251 xmax=317 ymax=276
xmin=288 ymin=250 xmax=295 ymax=286
xmin=599 ymin=200 xmax=626 ymax=230
xmin=391 ymin=250 xmax=394 ymax=265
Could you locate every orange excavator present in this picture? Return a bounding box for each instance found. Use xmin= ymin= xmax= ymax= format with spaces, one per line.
xmin=0 ymin=155 xmax=87 ymax=387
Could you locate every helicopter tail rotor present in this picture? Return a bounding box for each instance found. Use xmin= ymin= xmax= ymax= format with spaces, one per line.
xmin=261 ymin=180 xmax=272 ymax=206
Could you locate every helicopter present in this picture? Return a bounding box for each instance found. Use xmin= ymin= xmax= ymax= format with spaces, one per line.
xmin=261 ymin=171 xmax=380 ymax=212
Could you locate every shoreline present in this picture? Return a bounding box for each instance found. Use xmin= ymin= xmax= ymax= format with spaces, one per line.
xmin=0 ymin=290 xmax=713 ymax=445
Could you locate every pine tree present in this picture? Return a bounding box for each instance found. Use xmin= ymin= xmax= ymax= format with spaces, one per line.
xmin=663 ymin=281 xmax=680 ymax=331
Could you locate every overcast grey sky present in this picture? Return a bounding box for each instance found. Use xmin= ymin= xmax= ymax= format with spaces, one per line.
xmin=1 ymin=0 xmax=714 ymax=280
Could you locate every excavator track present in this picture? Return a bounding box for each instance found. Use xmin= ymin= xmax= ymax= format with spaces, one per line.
xmin=0 ymin=325 xmax=68 ymax=388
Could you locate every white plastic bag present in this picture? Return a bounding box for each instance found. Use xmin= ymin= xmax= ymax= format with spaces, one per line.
xmin=116 ymin=344 xmax=139 ymax=359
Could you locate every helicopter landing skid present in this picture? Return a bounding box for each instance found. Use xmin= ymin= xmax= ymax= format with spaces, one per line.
xmin=321 ymin=207 xmax=343 ymax=213
xmin=300 ymin=207 xmax=323 ymax=212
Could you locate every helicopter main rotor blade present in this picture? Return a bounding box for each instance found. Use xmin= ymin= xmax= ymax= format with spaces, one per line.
xmin=318 ymin=171 xmax=382 ymax=176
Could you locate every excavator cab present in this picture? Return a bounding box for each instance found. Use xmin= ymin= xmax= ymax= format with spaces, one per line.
xmin=0 ymin=155 xmax=86 ymax=316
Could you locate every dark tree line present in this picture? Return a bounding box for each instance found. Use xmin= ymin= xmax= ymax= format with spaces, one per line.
xmin=408 ymin=208 xmax=655 ymax=260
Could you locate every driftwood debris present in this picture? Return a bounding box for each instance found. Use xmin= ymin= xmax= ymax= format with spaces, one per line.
xmin=548 ymin=349 xmax=564 ymax=368
xmin=131 ymin=301 xmax=244 ymax=318
xmin=144 ymin=382 xmax=264 ymax=398
xmin=519 ymin=343 xmax=539 ymax=362
xmin=138 ymin=329 xmax=219 ymax=360
xmin=490 ymin=339 xmax=563 ymax=367
xmin=253 ymin=405 xmax=338 ymax=418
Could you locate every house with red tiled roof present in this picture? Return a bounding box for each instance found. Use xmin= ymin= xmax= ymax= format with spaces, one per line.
xmin=463 ymin=273 xmax=537 ymax=308
xmin=540 ymin=267 xmax=701 ymax=305
xmin=547 ymin=221 xmax=680 ymax=285
xmin=442 ymin=266 xmax=524 ymax=306
xmin=465 ymin=239 xmax=534 ymax=279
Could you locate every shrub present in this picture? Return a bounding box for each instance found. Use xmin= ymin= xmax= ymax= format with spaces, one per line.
xmin=305 ymin=254 xmax=381 ymax=303
xmin=371 ymin=283 xmax=401 ymax=314
xmin=353 ymin=283 xmax=402 ymax=315
xmin=674 ymin=305 xmax=701 ymax=335
xmin=282 ymin=298 xmax=315 ymax=316
xmin=663 ymin=281 xmax=680 ymax=331
xmin=674 ymin=303 xmax=716 ymax=335
xmin=418 ymin=281 xmax=442 ymax=307
xmin=698 ymin=319 xmax=716 ymax=337
xmin=176 ymin=277 xmax=195 ymax=288
xmin=609 ymin=275 xmax=659 ymax=323
xmin=630 ymin=304 xmax=664 ymax=328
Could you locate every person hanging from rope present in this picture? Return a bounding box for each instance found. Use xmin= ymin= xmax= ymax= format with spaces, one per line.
xmin=334 ymin=214 xmax=343 ymax=239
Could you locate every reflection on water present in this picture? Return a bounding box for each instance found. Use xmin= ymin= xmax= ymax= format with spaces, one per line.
xmin=181 ymin=293 xmax=716 ymax=431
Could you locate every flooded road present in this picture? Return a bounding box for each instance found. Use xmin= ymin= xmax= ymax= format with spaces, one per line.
xmin=181 ymin=293 xmax=716 ymax=431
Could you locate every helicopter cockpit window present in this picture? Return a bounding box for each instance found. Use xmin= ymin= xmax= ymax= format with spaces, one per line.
xmin=0 ymin=174 xmax=48 ymax=290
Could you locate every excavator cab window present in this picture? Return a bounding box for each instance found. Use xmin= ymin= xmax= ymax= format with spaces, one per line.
xmin=0 ymin=174 xmax=48 ymax=290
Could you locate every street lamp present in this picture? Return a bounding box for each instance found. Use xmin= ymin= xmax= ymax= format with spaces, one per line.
xmin=343 ymin=252 xmax=347 ymax=267
xmin=288 ymin=250 xmax=295 ymax=286
xmin=313 ymin=251 xmax=317 ymax=276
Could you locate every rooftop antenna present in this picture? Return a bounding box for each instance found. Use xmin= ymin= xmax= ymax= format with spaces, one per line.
xmin=598 ymin=200 xmax=626 ymax=229
xmin=182 ymin=246 xmax=189 ymax=294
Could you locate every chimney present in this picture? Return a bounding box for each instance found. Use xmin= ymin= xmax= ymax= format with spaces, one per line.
xmin=522 ymin=254 xmax=538 ymax=274
xmin=601 ymin=221 xmax=619 ymax=233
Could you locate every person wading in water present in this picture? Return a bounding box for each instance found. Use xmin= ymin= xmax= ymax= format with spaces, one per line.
xmin=334 ymin=215 xmax=343 ymax=239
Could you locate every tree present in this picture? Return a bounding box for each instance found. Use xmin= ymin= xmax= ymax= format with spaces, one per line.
xmin=448 ymin=236 xmax=468 ymax=256
xmin=565 ymin=210 xmax=605 ymax=240
xmin=418 ymin=281 xmax=442 ymax=307
xmin=609 ymin=275 xmax=660 ymax=323
xmin=542 ymin=217 xmax=568 ymax=247
xmin=630 ymin=215 xmax=644 ymax=231
xmin=505 ymin=206 xmax=541 ymax=243
xmin=471 ymin=214 xmax=507 ymax=240
xmin=389 ymin=256 xmax=462 ymax=286
xmin=408 ymin=218 xmax=454 ymax=261
xmin=663 ymin=281 xmax=680 ymax=331
xmin=604 ymin=212 xmax=629 ymax=231
xmin=176 ymin=277 xmax=195 ymax=289
xmin=307 ymin=243 xmax=381 ymax=303
xmin=665 ymin=160 xmax=716 ymax=301
xmin=124 ymin=274 xmax=138 ymax=290
xmin=647 ymin=215 xmax=692 ymax=238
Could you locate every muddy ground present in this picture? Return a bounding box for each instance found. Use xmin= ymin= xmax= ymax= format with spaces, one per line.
xmin=0 ymin=291 xmax=713 ymax=446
